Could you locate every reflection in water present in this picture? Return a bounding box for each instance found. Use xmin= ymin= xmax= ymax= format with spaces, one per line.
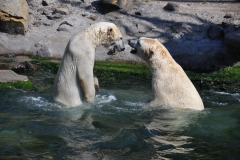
xmin=0 ymin=82 xmax=240 ymax=159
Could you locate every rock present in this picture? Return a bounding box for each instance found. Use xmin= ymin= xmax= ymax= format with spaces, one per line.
xmin=24 ymin=61 xmax=36 ymax=70
xmin=43 ymin=19 xmax=53 ymax=26
xmin=233 ymin=20 xmax=240 ymax=26
xmin=59 ymin=21 xmax=73 ymax=27
xmin=41 ymin=8 xmax=52 ymax=16
xmin=0 ymin=70 xmax=28 ymax=83
xmin=89 ymin=15 xmax=98 ymax=21
xmin=170 ymin=23 xmax=192 ymax=34
xmin=100 ymin=0 xmax=139 ymax=9
xmin=33 ymin=21 xmax=42 ymax=27
xmin=47 ymin=13 xmax=63 ymax=20
xmin=0 ymin=64 xmax=10 ymax=70
xmin=28 ymin=1 xmax=40 ymax=10
xmin=82 ymin=12 xmax=90 ymax=17
xmin=136 ymin=21 xmax=153 ymax=33
xmin=224 ymin=25 xmax=235 ymax=35
xmin=86 ymin=5 xmax=95 ymax=12
xmin=135 ymin=11 xmax=141 ymax=16
xmin=224 ymin=12 xmax=234 ymax=19
xmin=4 ymin=54 xmax=16 ymax=58
xmin=224 ymin=29 xmax=240 ymax=54
xmin=125 ymin=25 xmax=138 ymax=36
xmin=33 ymin=47 xmax=51 ymax=57
xmin=57 ymin=24 xmax=70 ymax=31
xmin=53 ymin=7 xmax=69 ymax=15
xmin=207 ymin=25 xmax=224 ymax=40
xmin=57 ymin=21 xmax=73 ymax=32
xmin=42 ymin=0 xmax=56 ymax=6
xmin=164 ymin=3 xmax=179 ymax=11
xmin=121 ymin=20 xmax=153 ymax=36
xmin=0 ymin=0 xmax=29 ymax=35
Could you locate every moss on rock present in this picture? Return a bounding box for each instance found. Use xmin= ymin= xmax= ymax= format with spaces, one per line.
xmin=27 ymin=58 xmax=240 ymax=93
xmin=0 ymin=80 xmax=33 ymax=90
xmin=187 ymin=65 xmax=240 ymax=93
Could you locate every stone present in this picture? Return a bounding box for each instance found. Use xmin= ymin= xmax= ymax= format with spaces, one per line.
xmin=59 ymin=21 xmax=73 ymax=27
xmin=224 ymin=29 xmax=240 ymax=53
xmin=28 ymin=1 xmax=40 ymax=10
xmin=164 ymin=3 xmax=179 ymax=11
xmin=4 ymin=54 xmax=16 ymax=58
xmin=0 ymin=0 xmax=29 ymax=35
xmin=41 ymin=8 xmax=52 ymax=16
xmin=224 ymin=25 xmax=235 ymax=35
xmin=136 ymin=21 xmax=153 ymax=33
xmin=86 ymin=5 xmax=95 ymax=11
xmin=88 ymin=15 xmax=98 ymax=21
xmin=24 ymin=61 xmax=36 ymax=70
xmin=43 ymin=19 xmax=53 ymax=26
xmin=100 ymin=0 xmax=139 ymax=9
xmin=233 ymin=20 xmax=240 ymax=26
xmin=0 ymin=70 xmax=28 ymax=83
xmin=57 ymin=21 xmax=73 ymax=32
xmin=224 ymin=12 xmax=234 ymax=19
xmin=57 ymin=24 xmax=70 ymax=31
xmin=47 ymin=13 xmax=63 ymax=20
xmin=33 ymin=46 xmax=52 ymax=57
xmin=135 ymin=11 xmax=141 ymax=16
xmin=42 ymin=0 xmax=56 ymax=6
xmin=122 ymin=20 xmax=153 ymax=36
xmin=53 ymin=7 xmax=69 ymax=15
xmin=170 ymin=23 xmax=192 ymax=34
xmin=82 ymin=12 xmax=90 ymax=17
xmin=207 ymin=25 xmax=224 ymax=40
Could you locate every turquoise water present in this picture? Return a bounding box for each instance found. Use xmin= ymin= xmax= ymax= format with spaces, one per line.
xmin=0 ymin=70 xmax=239 ymax=159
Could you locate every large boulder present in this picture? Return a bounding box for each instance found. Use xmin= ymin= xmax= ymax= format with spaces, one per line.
xmin=224 ymin=29 xmax=240 ymax=54
xmin=0 ymin=70 xmax=28 ymax=83
xmin=0 ymin=0 xmax=29 ymax=35
xmin=207 ymin=25 xmax=224 ymax=40
xmin=100 ymin=0 xmax=139 ymax=9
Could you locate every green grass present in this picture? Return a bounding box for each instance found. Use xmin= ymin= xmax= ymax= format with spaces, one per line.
xmin=94 ymin=61 xmax=150 ymax=74
xmin=187 ymin=65 xmax=240 ymax=92
xmin=22 ymin=59 xmax=240 ymax=93
xmin=0 ymin=81 xmax=33 ymax=90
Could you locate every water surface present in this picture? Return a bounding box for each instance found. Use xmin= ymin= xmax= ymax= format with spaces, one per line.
xmin=0 ymin=70 xmax=239 ymax=159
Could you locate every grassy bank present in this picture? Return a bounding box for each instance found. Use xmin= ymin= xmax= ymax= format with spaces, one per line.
xmin=188 ymin=64 xmax=240 ymax=93
xmin=22 ymin=59 xmax=240 ymax=93
xmin=0 ymin=81 xmax=33 ymax=90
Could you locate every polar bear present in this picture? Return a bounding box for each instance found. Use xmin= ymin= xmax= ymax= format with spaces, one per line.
xmin=53 ymin=22 xmax=125 ymax=107
xmin=129 ymin=37 xmax=204 ymax=110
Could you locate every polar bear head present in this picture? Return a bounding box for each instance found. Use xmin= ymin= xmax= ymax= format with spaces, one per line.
xmin=95 ymin=22 xmax=125 ymax=54
xmin=128 ymin=37 xmax=159 ymax=62
xmin=107 ymin=26 xmax=125 ymax=54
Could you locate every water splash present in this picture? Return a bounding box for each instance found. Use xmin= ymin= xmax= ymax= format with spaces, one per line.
xmin=19 ymin=96 xmax=62 ymax=111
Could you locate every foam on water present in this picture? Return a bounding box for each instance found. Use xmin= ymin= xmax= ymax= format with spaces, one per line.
xmin=124 ymin=101 xmax=146 ymax=107
xmin=19 ymin=96 xmax=62 ymax=110
xmin=17 ymin=89 xmax=118 ymax=111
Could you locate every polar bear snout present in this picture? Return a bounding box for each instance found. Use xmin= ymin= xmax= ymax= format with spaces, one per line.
xmin=115 ymin=38 xmax=125 ymax=52
xmin=128 ymin=39 xmax=138 ymax=54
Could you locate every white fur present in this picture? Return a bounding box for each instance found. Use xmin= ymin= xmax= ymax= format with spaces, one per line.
xmin=53 ymin=22 xmax=123 ymax=107
xmin=136 ymin=37 xmax=204 ymax=110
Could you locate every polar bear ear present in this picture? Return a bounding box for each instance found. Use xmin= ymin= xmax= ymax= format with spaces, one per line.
xmin=107 ymin=27 xmax=113 ymax=35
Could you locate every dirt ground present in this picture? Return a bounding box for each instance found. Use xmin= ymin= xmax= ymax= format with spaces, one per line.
xmin=1 ymin=0 xmax=240 ymax=72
